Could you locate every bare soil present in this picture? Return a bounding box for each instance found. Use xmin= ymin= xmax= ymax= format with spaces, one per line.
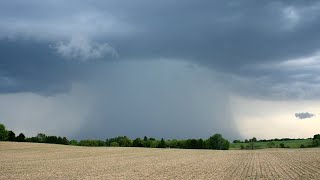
xmin=1 ymin=142 xmax=320 ymax=179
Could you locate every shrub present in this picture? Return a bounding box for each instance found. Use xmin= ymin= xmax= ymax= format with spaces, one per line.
xmin=267 ymin=142 xmax=275 ymax=148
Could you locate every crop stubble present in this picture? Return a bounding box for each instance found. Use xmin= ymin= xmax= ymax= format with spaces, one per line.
xmin=1 ymin=142 xmax=320 ymax=179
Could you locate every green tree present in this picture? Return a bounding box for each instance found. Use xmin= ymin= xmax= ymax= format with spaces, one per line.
xmin=16 ymin=133 xmax=26 ymax=142
xmin=69 ymin=140 xmax=78 ymax=146
xmin=313 ymin=134 xmax=320 ymax=140
xmin=106 ymin=136 xmax=132 ymax=147
xmin=208 ymin=134 xmax=230 ymax=150
xmin=132 ymin=138 xmax=144 ymax=147
xmin=62 ymin=137 xmax=69 ymax=145
xmin=168 ymin=139 xmax=178 ymax=148
xmin=312 ymin=139 xmax=320 ymax=147
xmin=7 ymin=131 xmax=16 ymax=141
xmin=110 ymin=142 xmax=119 ymax=147
xmin=143 ymin=139 xmax=152 ymax=147
xmin=267 ymin=141 xmax=275 ymax=148
xmin=0 ymin=123 xmax=8 ymax=141
xmin=250 ymin=137 xmax=257 ymax=142
xmin=158 ymin=138 xmax=166 ymax=148
xmin=150 ymin=141 xmax=159 ymax=148
xmin=118 ymin=136 xmax=132 ymax=147
xmin=36 ymin=133 xmax=47 ymax=143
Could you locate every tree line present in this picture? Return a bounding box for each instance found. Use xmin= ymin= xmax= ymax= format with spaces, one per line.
xmin=233 ymin=135 xmax=320 ymax=149
xmin=0 ymin=123 xmax=230 ymax=150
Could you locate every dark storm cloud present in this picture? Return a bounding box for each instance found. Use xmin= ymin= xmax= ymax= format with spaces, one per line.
xmin=295 ymin=112 xmax=315 ymax=119
xmin=1 ymin=1 xmax=320 ymax=97
xmin=0 ymin=39 xmax=95 ymax=94
xmin=1 ymin=1 xmax=320 ymax=140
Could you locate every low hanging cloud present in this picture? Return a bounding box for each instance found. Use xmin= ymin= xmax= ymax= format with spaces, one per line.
xmin=51 ymin=37 xmax=118 ymax=61
xmin=295 ymin=112 xmax=315 ymax=119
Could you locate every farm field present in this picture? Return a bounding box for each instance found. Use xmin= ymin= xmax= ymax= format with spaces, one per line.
xmin=1 ymin=142 xmax=320 ymax=179
xmin=230 ymin=139 xmax=314 ymax=149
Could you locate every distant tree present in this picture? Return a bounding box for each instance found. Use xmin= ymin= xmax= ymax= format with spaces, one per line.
xmin=167 ymin=139 xmax=178 ymax=148
xmin=208 ymin=134 xmax=230 ymax=150
xmin=280 ymin=143 xmax=285 ymax=148
xmin=106 ymin=136 xmax=132 ymax=147
xmin=7 ymin=131 xmax=16 ymax=141
xmin=46 ymin=136 xmax=58 ymax=144
xmin=132 ymin=138 xmax=144 ymax=147
xmin=62 ymin=137 xmax=69 ymax=145
xmin=143 ymin=139 xmax=152 ymax=147
xmin=203 ymin=140 xmax=210 ymax=149
xmin=150 ymin=141 xmax=159 ymax=148
xmin=78 ymin=140 xmax=102 ymax=146
xmin=240 ymin=145 xmax=245 ymax=149
xmin=26 ymin=137 xmax=39 ymax=143
xmin=313 ymin=134 xmax=320 ymax=140
xmin=186 ymin=139 xmax=199 ymax=149
xmin=110 ymin=142 xmax=119 ymax=147
xmin=36 ymin=133 xmax=47 ymax=143
xmin=267 ymin=142 xmax=275 ymax=148
xmin=119 ymin=136 xmax=132 ymax=147
xmin=233 ymin=140 xmax=241 ymax=143
xmin=249 ymin=142 xmax=255 ymax=150
xmin=143 ymin=136 xmax=148 ymax=141
xmin=198 ymin=139 xmax=204 ymax=149
xmin=0 ymin=123 xmax=8 ymax=141
xmin=250 ymin=137 xmax=257 ymax=142
xmin=312 ymin=139 xmax=320 ymax=147
xmin=57 ymin=137 xmax=63 ymax=144
xmin=158 ymin=138 xmax=166 ymax=148
xmin=69 ymin=140 xmax=78 ymax=146
xmin=244 ymin=139 xmax=249 ymax=143
xmin=16 ymin=133 xmax=25 ymax=142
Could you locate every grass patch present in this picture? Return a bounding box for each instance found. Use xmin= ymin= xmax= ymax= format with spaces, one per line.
xmin=230 ymin=139 xmax=313 ymax=150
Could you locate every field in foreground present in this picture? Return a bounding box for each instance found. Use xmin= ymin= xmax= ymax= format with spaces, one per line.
xmin=1 ymin=142 xmax=320 ymax=179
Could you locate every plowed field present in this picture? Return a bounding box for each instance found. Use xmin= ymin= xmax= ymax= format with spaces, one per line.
xmin=1 ymin=142 xmax=320 ymax=179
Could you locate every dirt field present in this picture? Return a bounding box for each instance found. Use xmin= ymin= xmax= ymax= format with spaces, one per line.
xmin=1 ymin=142 xmax=320 ymax=179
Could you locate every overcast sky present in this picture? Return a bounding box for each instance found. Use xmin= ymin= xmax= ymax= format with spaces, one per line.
xmin=1 ymin=1 xmax=320 ymax=140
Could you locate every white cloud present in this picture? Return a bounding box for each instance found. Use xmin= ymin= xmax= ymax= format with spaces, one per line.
xmin=52 ymin=37 xmax=118 ymax=61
